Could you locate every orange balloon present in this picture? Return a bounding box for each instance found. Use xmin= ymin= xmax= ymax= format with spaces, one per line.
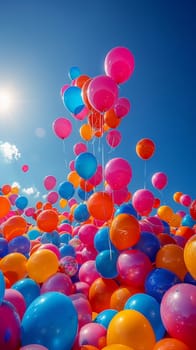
xmin=157 ymin=205 xmax=174 ymax=223
xmin=173 ymin=191 xmax=183 ymax=203
xmin=67 ymin=170 xmax=81 ymax=188
xmin=184 ymin=234 xmax=196 ymax=279
xmin=89 ymin=278 xmax=118 ymax=313
xmin=175 ymin=226 xmax=195 ymax=240
xmin=36 ymin=201 xmax=43 ymax=210
xmin=94 ymin=129 xmax=104 ymax=138
xmin=2 ymin=215 xmax=27 ymax=241
xmin=81 ymin=78 xmax=93 ymax=110
xmin=0 ymin=252 xmax=27 ymax=285
xmin=80 ymin=179 xmax=94 ymax=192
xmin=104 ymin=109 xmax=121 ymax=129
xmin=88 ymin=110 xmax=104 ymax=130
xmin=75 ymin=74 xmax=90 ymax=88
xmin=136 ymin=138 xmax=155 ymax=160
xmin=102 ymin=345 xmax=135 ymax=350
xmin=155 ymin=244 xmax=187 ymax=280
xmin=43 ymin=202 xmax=53 ymax=210
xmin=81 ymin=346 xmax=99 ymax=350
xmin=1 ymin=184 xmax=11 ymax=195
xmin=36 ymin=209 xmax=59 ymax=232
xmin=80 ymin=123 xmax=93 ymax=141
xmin=59 ymin=198 xmax=68 ymax=209
xmin=0 ymin=195 xmax=11 ymax=218
xmin=87 ymin=192 xmax=114 ymax=221
xmin=107 ymin=309 xmax=156 ymax=350
xmin=110 ymin=286 xmax=140 ymax=311
xmin=153 ymin=337 xmax=189 ymax=350
xmin=27 ymin=249 xmax=59 ymax=283
xmin=110 ymin=214 xmax=140 ymax=250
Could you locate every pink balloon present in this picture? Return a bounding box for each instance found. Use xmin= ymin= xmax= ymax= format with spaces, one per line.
xmin=70 ymin=293 xmax=92 ymax=329
xmin=69 ymin=159 xmax=75 ymax=171
xmin=72 ymin=105 xmax=88 ymax=120
xmin=22 ymin=164 xmax=29 ymax=172
xmin=60 ymin=84 xmax=69 ymax=97
xmin=180 ymin=194 xmax=192 ymax=207
xmin=41 ymin=272 xmax=73 ymax=295
xmin=58 ymin=222 xmax=72 ymax=234
xmin=78 ymin=322 xmax=106 ymax=347
xmin=88 ymin=164 xmax=103 ymax=187
xmin=78 ymin=224 xmax=98 ymax=247
xmin=114 ymin=97 xmax=131 ymax=118
xmin=144 ymin=216 xmax=164 ymax=235
xmin=52 ymin=117 xmax=72 ymax=139
xmin=4 ymin=289 xmax=26 ymax=320
xmin=73 ymin=142 xmax=87 ymax=155
xmin=152 ymin=172 xmax=168 ymax=190
xmin=132 ymin=189 xmax=154 ymax=216
xmin=79 ymin=260 xmax=100 ymax=285
xmin=104 ymin=46 xmax=135 ymax=84
xmin=106 ymin=129 xmax=122 ymax=148
xmin=43 ymin=175 xmax=56 ymax=191
xmin=105 ymin=184 xmax=128 ymax=205
xmin=105 ymin=157 xmax=132 ymax=190
xmin=47 ymin=191 xmax=59 ymax=204
xmin=25 ymin=207 xmax=35 ymax=217
xmin=87 ymin=75 xmax=118 ymax=112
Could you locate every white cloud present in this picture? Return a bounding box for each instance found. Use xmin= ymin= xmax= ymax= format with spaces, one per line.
xmin=12 ymin=181 xmax=21 ymax=189
xmin=22 ymin=186 xmax=40 ymax=198
xmin=0 ymin=141 xmax=21 ymax=162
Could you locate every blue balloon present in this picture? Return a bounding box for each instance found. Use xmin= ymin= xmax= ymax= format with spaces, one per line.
xmin=27 ymin=229 xmax=41 ymax=240
xmin=68 ymin=66 xmax=81 ymax=80
xmin=58 ymin=181 xmax=75 ymax=200
xmin=15 ymin=195 xmax=28 ymax=210
xmin=40 ymin=231 xmax=60 ymax=247
xmin=124 ymin=293 xmax=165 ymax=341
xmin=73 ymin=203 xmax=90 ymax=222
xmin=12 ymin=278 xmax=40 ymax=308
xmin=75 ymin=152 xmax=97 ymax=180
xmin=8 ymin=235 xmax=30 ymax=255
xmin=161 ymin=220 xmax=171 ymax=234
xmin=115 ymin=202 xmax=137 ymax=217
xmin=63 ymin=86 xmax=84 ymax=114
xmin=0 ymin=237 xmax=8 ymax=258
xmin=133 ymin=232 xmax=161 ymax=262
xmin=181 ymin=214 xmax=196 ymax=227
xmin=59 ymin=243 xmax=76 ymax=258
xmin=59 ymin=233 xmax=72 ymax=244
xmin=184 ymin=272 xmax=196 ymax=285
xmin=77 ymin=188 xmax=94 ymax=200
xmin=94 ymin=309 xmax=118 ymax=328
xmin=95 ymin=249 xmax=119 ymax=278
xmin=0 ymin=271 xmax=5 ymax=303
xmin=94 ymin=226 xmax=116 ymax=252
xmin=21 ymin=292 xmax=78 ymax=350
xmin=145 ymin=268 xmax=181 ymax=303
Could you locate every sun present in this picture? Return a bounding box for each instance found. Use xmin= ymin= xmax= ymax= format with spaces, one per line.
xmin=0 ymin=89 xmax=14 ymax=114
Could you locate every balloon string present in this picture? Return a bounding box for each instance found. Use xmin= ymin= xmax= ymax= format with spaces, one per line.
xmin=62 ymin=139 xmax=68 ymax=169
xmin=101 ymin=139 xmax=105 ymax=191
xmin=144 ymin=160 xmax=147 ymax=189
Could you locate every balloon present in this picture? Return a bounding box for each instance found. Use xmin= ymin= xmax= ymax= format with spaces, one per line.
xmin=78 ymin=322 xmax=107 ymax=348
xmin=27 ymin=249 xmax=59 ymax=283
xmin=68 ymin=66 xmax=81 ymax=80
xmin=52 ymin=117 xmax=72 ymax=139
xmin=132 ymin=189 xmax=154 ymax=216
xmin=136 ymin=138 xmax=155 ymax=160
xmin=94 ymin=226 xmax=115 ymax=252
xmin=8 ymin=235 xmax=30 ymax=255
xmin=87 ymin=75 xmax=118 ymax=112
xmin=20 ymin=345 xmax=48 ymax=350
xmin=15 ymin=195 xmax=28 ymax=210
xmin=0 ymin=195 xmax=11 ymax=218
xmin=102 ymin=346 xmax=134 ymax=350
xmin=63 ymin=86 xmax=84 ymax=114
xmin=105 ymin=157 xmax=132 ymax=190
xmin=0 ymin=252 xmax=27 ymax=285
xmin=89 ymin=278 xmax=118 ymax=313
xmin=95 ymin=249 xmax=119 ymax=278
xmin=73 ymin=142 xmax=87 ymax=155
xmin=180 ymin=194 xmax=192 ymax=207
xmin=21 ymin=292 xmax=78 ymax=350
xmin=104 ymin=108 xmax=121 ymax=128
xmin=107 ymin=309 xmax=156 ymax=350
xmin=110 ymin=214 xmax=140 ymax=250
xmin=41 ymin=272 xmax=73 ymax=295
xmin=79 ymin=123 xmax=93 ymax=141
xmin=36 ymin=209 xmax=59 ymax=232
xmin=117 ymin=250 xmax=152 ymax=288
xmin=153 ymin=338 xmax=190 ymax=350
xmin=4 ymin=288 xmax=26 ymax=320
xmin=87 ymin=191 xmax=114 ymax=221
xmin=94 ymin=309 xmax=118 ymax=329
xmin=58 ymin=181 xmax=75 ymax=199
xmin=151 ymin=172 xmax=168 ymax=190
xmin=0 ymin=270 xmax=5 ymax=303
xmin=155 ymin=244 xmax=187 ymax=280
xmin=12 ymin=278 xmax=40 ymax=308
xmin=190 ymin=199 xmax=196 ymax=220
xmin=88 ymin=110 xmax=104 ymax=129
xmin=75 ymin=152 xmax=97 ymax=180
xmin=184 ymin=234 xmax=196 ymax=279
xmin=124 ymin=293 xmax=165 ymax=341
xmin=78 ymin=224 xmax=98 ymax=246
xmin=79 ymin=260 xmax=100 ymax=285
xmin=22 ymin=164 xmax=29 ymax=172
xmin=59 ymin=256 xmax=78 ymax=277
xmin=0 ymin=300 xmax=21 ymax=350
xmin=105 ymin=185 xmax=128 ymax=206
xmin=104 ymin=47 xmax=135 ymax=84
xmin=114 ymin=97 xmax=131 ymax=118
xmin=115 ymin=203 xmax=137 ymax=217
xmin=160 ymin=283 xmax=196 ymax=349
xmin=1 ymin=183 xmax=11 ymax=195
xmin=133 ymin=231 xmax=161 ymax=262
xmin=106 ymin=130 xmax=122 ymax=148
xmin=43 ymin=175 xmax=57 ymax=191
xmin=88 ymin=164 xmax=103 ymax=187
xmin=157 ymin=205 xmax=174 ymax=223
xmin=145 ymin=268 xmax=181 ymax=303
xmin=47 ymin=191 xmax=59 ymax=204
xmin=70 ymin=293 xmax=92 ymax=329
xmin=0 ymin=237 xmax=8 ymax=257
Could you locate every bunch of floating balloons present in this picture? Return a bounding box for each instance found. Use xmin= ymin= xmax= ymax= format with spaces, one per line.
xmin=0 ymin=46 xmax=195 ymax=350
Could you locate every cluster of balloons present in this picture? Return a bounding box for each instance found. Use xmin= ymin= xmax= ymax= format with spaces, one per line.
xmin=0 ymin=46 xmax=196 ymax=350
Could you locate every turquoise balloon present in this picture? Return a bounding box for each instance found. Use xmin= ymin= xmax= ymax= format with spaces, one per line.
xmin=12 ymin=278 xmax=40 ymax=308
xmin=15 ymin=195 xmax=28 ymax=210
xmin=63 ymin=86 xmax=84 ymax=114
xmin=75 ymin=152 xmax=97 ymax=180
xmin=68 ymin=66 xmax=81 ymax=80
xmin=74 ymin=203 xmax=90 ymax=222
xmin=21 ymin=292 xmax=78 ymax=350
xmin=0 ymin=271 xmax=5 ymax=304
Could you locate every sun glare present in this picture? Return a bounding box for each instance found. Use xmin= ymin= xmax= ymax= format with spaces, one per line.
xmin=0 ymin=89 xmax=14 ymax=114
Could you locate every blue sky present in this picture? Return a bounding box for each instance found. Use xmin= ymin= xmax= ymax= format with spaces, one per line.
xmin=0 ymin=0 xmax=195 ymax=214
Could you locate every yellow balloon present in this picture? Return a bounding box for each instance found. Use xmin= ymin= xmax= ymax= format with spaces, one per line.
xmin=184 ymin=234 xmax=196 ymax=279
xmin=103 ymin=345 xmax=135 ymax=350
xmin=27 ymin=249 xmax=59 ymax=283
xmin=157 ymin=205 xmax=173 ymax=223
xmin=107 ymin=309 xmax=156 ymax=350
xmin=59 ymin=198 xmax=68 ymax=209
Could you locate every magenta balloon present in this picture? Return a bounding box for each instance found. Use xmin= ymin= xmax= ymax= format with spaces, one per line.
xmin=73 ymin=142 xmax=87 ymax=155
xmin=180 ymin=194 xmax=192 ymax=207
xmin=52 ymin=117 xmax=72 ymax=139
xmin=105 ymin=157 xmax=132 ymax=190
xmin=0 ymin=301 xmax=21 ymax=349
xmin=132 ymin=189 xmax=154 ymax=216
xmin=104 ymin=46 xmax=135 ymax=84
xmin=43 ymin=175 xmax=56 ymax=191
xmin=152 ymin=172 xmax=168 ymax=190
xmin=87 ymin=75 xmax=118 ymax=112
xmin=160 ymin=283 xmax=196 ymax=349
xmin=60 ymin=84 xmax=69 ymax=97
xmin=144 ymin=216 xmax=164 ymax=235
xmin=114 ymin=97 xmax=131 ymax=118
xmin=106 ymin=129 xmax=122 ymax=148
xmin=88 ymin=164 xmax=103 ymax=187
xmin=105 ymin=184 xmax=128 ymax=205
xmin=73 ymin=105 xmax=88 ymax=121
xmin=41 ymin=272 xmax=73 ymax=295
xmin=25 ymin=207 xmax=35 ymax=217
xmin=78 ymin=224 xmax=98 ymax=246
xmin=78 ymin=322 xmax=106 ymax=347
xmin=70 ymin=293 xmax=92 ymax=329
xmin=4 ymin=288 xmax=26 ymax=320
xmin=69 ymin=160 xmax=75 ymax=171
xmin=47 ymin=191 xmax=59 ymax=204
xmin=79 ymin=260 xmax=100 ymax=285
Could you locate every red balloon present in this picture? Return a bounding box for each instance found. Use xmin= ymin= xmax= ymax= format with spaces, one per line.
xmin=190 ymin=199 xmax=196 ymax=220
xmin=136 ymin=138 xmax=155 ymax=160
